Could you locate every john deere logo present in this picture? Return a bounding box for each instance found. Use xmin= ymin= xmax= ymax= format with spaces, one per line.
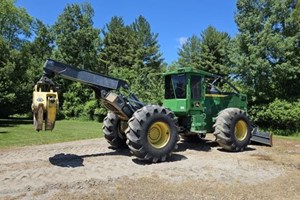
xmin=37 ymin=97 xmax=44 ymax=102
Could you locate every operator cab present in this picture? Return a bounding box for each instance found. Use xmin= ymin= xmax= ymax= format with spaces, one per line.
xmin=163 ymin=67 xmax=247 ymax=134
xmin=165 ymin=74 xmax=187 ymax=99
xmin=163 ymin=68 xmax=210 ymax=114
xmin=164 ymin=73 xmax=203 ymax=99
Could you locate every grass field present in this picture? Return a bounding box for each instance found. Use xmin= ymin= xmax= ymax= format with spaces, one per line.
xmin=0 ymin=119 xmax=103 ymax=148
xmin=274 ymin=135 xmax=300 ymax=141
xmin=0 ymin=118 xmax=299 ymax=148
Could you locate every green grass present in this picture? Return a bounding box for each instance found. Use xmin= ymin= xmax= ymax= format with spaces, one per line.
xmin=1 ymin=119 xmax=299 ymax=148
xmin=274 ymin=134 xmax=300 ymax=141
xmin=0 ymin=119 xmax=103 ymax=148
xmin=257 ymin=127 xmax=300 ymax=141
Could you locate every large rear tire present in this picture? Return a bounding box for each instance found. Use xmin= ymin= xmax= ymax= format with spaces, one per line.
xmin=103 ymin=112 xmax=127 ymax=149
xmin=126 ymin=105 xmax=179 ymax=163
xmin=213 ymin=108 xmax=251 ymax=151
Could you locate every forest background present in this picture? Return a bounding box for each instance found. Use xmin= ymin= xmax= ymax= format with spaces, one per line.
xmin=1 ymin=0 xmax=299 ymax=136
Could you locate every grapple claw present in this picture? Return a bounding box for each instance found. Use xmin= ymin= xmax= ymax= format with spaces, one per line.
xmin=32 ymin=84 xmax=59 ymax=131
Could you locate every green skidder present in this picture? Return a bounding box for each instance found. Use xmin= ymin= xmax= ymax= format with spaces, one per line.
xmin=34 ymin=60 xmax=271 ymax=163
xmin=163 ymin=67 xmax=251 ymax=151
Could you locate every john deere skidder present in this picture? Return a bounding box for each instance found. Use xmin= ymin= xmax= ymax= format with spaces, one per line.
xmin=32 ymin=60 xmax=272 ymax=162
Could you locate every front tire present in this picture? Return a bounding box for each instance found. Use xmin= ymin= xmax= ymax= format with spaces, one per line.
xmin=213 ymin=108 xmax=251 ymax=151
xmin=126 ymin=105 xmax=179 ymax=163
xmin=103 ymin=112 xmax=127 ymax=149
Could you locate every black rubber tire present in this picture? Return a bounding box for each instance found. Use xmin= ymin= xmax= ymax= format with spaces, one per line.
xmin=102 ymin=112 xmax=127 ymax=149
xmin=213 ymin=108 xmax=251 ymax=151
xmin=126 ymin=105 xmax=179 ymax=163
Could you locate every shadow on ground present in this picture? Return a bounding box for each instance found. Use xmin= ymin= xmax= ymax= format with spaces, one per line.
xmin=217 ymin=146 xmax=256 ymax=153
xmin=49 ymin=138 xmax=257 ymax=167
xmin=132 ymin=139 xmax=219 ymax=165
xmin=49 ymin=149 xmax=131 ymax=168
xmin=132 ymin=153 xmax=187 ymax=165
xmin=176 ymin=138 xmax=219 ymax=153
xmin=0 ymin=119 xmax=32 ymax=127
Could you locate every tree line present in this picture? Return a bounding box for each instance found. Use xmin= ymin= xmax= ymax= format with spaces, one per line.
xmin=175 ymin=0 xmax=300 ymax=135
xmin=0 ymin=0 xmax=299 ymax=135
xmin=0 ymin=0 xmax=164 ymax=121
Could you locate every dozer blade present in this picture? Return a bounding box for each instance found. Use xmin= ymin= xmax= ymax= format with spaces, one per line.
xmin=251 ymin=127 xmax=273 ymax=146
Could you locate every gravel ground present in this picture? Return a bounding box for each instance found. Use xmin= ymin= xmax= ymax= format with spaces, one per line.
xmin=0 ymin=135 xmax=299 ymax=200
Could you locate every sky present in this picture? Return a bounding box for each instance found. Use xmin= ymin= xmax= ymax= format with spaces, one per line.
xmin=15 ymin=0 xmax=238 ymax=64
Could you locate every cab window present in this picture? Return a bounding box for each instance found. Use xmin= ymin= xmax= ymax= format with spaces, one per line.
xmin=191 ymin=76 xmax=202 ymax=99
xmin=164 ymin=74 xmax=187 ymax=99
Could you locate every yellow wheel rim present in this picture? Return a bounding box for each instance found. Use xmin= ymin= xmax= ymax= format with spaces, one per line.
xmin=234 ymin=120 xmax=248 ymax=141
xmin=147 ymin=121 xmax=170 ymax=149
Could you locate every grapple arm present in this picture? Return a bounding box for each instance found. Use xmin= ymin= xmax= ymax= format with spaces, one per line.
xmin=43 ymin=59 xmax=129 ymax=95
xmin=32 ymin=59 xmax=143 ymax=131
xmin=32 ymin=82 xmax=59 ymax=131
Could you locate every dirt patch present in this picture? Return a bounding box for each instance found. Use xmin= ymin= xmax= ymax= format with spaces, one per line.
xmin=250 ymin=153 xmax=274 ymax=161
xmin=0 ymin=135 xmax=299 ymax=200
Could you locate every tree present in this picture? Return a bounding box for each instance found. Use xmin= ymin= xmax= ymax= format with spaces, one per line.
xmin=0 ymin=37 xmax=16 ymax=117
xmin=100 ymin=16 xmax=164 ymax=104
xmin=100 ymin=16 xmax=133 ymax=74
xmin=0 ymin=39 xmax=35 ymax=117
xmin=232 ymin=0 xmax=300 ymax=104
xmin=129 ymin=16 xmax=164 ymax=103
xmin=52 ymin=3 xmax=102 ymax=118
xmin=53 ymin=3 xmax=101 ymax=71
xmin=178 ymin=35 xmax=202 ymax=69
xmin=199 ymin=26 xmax=231 ymax=75
xmin=177 ymin=26 xmax=231 ymax=75
xmin=0 ymin=0 xmax=33 ymax=48
xmin=0 ymin=0 xmax=34 ymax=117
xmin=26 ymin=20 xmax=54 ymax=84
xmin=131 ymin=16 xmax=163 ymax=70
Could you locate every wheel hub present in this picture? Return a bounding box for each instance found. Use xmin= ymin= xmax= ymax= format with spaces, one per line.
xmin=149 ymin=127 xmax=161 ymax=142
xmin=234 ymin=120 xmax=247 ymax=141
xmin=147 ymin=121 xmax=170 ymax=149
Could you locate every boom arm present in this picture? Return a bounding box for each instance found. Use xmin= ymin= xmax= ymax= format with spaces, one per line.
xmin=32 ymin=59 xmax=143 ymax=131
xmin=42 ymin=59 xmax=129 ymax=97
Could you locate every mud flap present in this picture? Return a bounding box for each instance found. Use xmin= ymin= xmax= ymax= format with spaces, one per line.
xmin=250 ymin=126 xmax=273 ymax=146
